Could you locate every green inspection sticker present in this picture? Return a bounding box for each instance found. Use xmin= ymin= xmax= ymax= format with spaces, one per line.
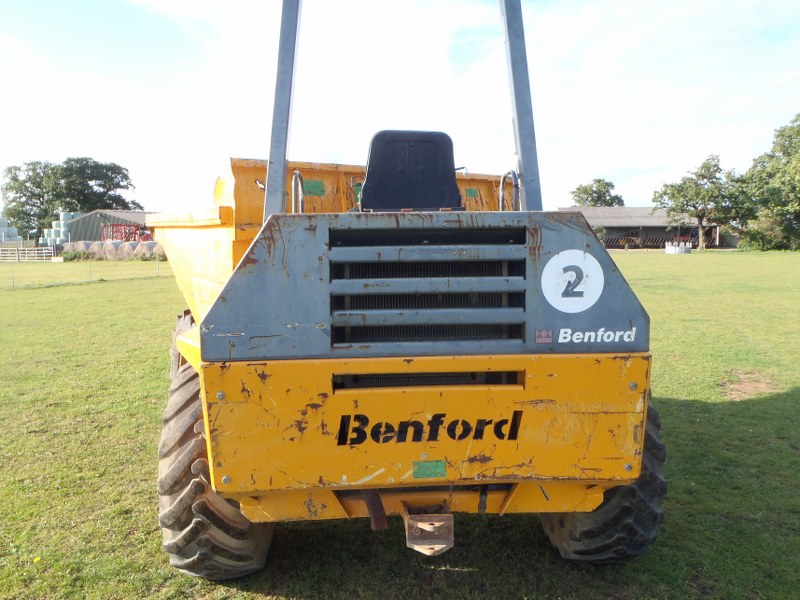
xmin=302 ymin=180 xmax=325 ymax=196
xmin=413 ymin=460 xmax=446 ymax=479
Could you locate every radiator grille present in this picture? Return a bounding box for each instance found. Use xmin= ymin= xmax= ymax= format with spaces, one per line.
xmin=329 ymin=228 xmax=527 ymax=347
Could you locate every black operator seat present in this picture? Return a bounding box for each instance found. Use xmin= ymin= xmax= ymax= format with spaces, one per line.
xmin=359 ymin=130 xmax=462 ymax=211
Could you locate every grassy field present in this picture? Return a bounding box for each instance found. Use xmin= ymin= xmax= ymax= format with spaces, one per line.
xmin=0 ymin=259 xmax=170 ymax=289
xmin=0 ymin=252 xmax=798 ymax=599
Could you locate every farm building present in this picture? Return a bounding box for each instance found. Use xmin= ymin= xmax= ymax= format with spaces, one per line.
xmin=558 ymin=206 xmax=726 ymax=248
xmin=65 ymin=210 xmax=153 ymax=242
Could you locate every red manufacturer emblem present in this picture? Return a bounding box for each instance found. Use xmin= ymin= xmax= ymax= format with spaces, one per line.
xmin=535 ymin=329 xmax=553 ymax=343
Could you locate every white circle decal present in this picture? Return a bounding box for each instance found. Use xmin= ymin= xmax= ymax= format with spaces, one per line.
xmin=541 ymin=249 xmax=604 ymax=313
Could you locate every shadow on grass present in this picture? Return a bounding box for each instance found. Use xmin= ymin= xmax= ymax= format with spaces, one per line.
xmin=216 ymin=388 xmax=800 ymax=600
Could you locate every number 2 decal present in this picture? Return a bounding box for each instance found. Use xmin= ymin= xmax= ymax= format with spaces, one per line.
xmin=541 ymin=250 xmax=604 ymax=313
xmin=561 ymin=265 xmax=585 ymax=298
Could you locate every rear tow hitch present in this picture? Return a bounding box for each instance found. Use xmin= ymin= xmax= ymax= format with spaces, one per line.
xmin=401 ymin=502 xmax=454 ymax=556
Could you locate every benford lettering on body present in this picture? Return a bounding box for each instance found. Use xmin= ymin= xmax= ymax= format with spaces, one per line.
xmin=336 ymin=411 xmax=523 ymax=446
xmin=558 ymin=326 xmax=636 ymax=344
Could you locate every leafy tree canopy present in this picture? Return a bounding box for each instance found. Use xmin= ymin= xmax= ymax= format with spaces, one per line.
xmin=1 ymin=157 xmax=142 ymax=237
xmin=742 ymin=114 xmax=800 ymax=249
xmin=570 ymin=178 xmax=624 ymax=207
xmin=652 ymin=155 xmax=755 ymax=249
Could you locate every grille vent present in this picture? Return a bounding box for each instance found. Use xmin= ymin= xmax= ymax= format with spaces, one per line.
xmin=328 ymin=228 xmax=527 ymax=347
xmin=333 ymin=371 xmax=520 ymax=390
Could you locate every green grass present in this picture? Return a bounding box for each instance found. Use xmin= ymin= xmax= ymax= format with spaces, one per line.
xmin=0 ymin=259 xmax=171 ymax=289
xmin=1 ymin=251 xmax=798 ymax=599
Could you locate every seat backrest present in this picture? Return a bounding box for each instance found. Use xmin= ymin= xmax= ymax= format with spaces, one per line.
xmin=360 ymin=130 xmax=462 ymax=211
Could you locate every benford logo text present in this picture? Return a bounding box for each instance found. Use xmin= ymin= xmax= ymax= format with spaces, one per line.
xmin=336 ymin=411 xmax=523 ymax=446
xmin=558 ymin=326 xmax=636 ymax=344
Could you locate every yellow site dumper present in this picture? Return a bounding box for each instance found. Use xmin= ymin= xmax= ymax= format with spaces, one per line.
xmin=148 ymin=0 xmax=665 ymax=580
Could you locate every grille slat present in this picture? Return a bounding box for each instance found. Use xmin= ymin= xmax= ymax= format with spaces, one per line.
xmin=329 ymin=276 xmax=526 ymax=295
xmin=328 ymin=245 xmax=527 ymax=263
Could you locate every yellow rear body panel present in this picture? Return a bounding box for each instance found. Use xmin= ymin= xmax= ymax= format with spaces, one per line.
xmin=199 ymin=353 xmax=650 ymax=522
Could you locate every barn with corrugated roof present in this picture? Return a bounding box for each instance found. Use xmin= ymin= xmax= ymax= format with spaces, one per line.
xmin=558 ymin=206 xmax=727 ymax=248
xmin=64 ymin=210 xmax=152 ymax=242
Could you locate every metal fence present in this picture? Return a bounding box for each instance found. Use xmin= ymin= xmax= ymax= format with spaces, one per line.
xmin=0 ymin=247 xmax=55 ymax=262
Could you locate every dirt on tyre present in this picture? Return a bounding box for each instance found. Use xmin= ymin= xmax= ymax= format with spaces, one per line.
xmin=539 ymin=403 xmax=666 ymax=563
xmin=158 ymin=312 xmax=275 ymax=579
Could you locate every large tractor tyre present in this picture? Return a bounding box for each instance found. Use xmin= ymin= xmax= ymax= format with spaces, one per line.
xmin=158 ymin=313 xmax=275 ymax=580
xmin=169 ymin=310 xmax=192 ymax=380
xmin=539 ymin=404 xmax=666 ymax=563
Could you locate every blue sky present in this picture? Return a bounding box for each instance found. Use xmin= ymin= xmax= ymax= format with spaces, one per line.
xmin=1 ymin=0 xmax=799 ymax=213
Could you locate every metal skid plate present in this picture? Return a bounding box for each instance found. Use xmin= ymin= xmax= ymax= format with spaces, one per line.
xmin=200 ymin=211 xmax=649 ymax=362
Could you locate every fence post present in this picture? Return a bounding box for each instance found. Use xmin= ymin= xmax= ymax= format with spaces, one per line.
xmin=16 ymin=247 xmax=20 ymax=263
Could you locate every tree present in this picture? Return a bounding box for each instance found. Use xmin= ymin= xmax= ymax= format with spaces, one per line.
xmin=742 ymin=114 xmax=800 ymax=250
xmin=56 ymin=157 xmax=141 ymax=213
xmin=652 ymin=155 xmax=753 ymax=250
xmin=1 ymin=158 xmax=141 ymax=238
xmin=0 ymin=161 xmax=58 ymax=239
xmin=570 ymin=178 xmax=624 ymax=207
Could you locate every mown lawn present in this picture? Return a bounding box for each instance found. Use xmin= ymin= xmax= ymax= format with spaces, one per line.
xmin=0 ymin=251 xmax=798 ymax=599
xmin=0 ymin=259 xmax=170 ymax=289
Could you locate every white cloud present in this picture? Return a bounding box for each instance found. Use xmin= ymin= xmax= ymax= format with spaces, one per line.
xmin=125 ymin=0 xmax=223 ymax=28
xmin=2 ymin=0 xmax=799 ymax=215
xmin=525 ymin=0 xmax=800 ymax=205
